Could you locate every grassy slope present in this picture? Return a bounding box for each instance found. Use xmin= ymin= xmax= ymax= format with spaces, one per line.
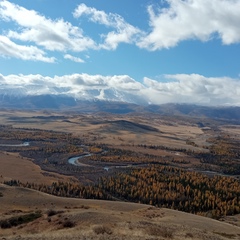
xmin=0 ymin=152 xmax=75 ymax=184
xmin=0 ymin=184 xmax=240 ymax=240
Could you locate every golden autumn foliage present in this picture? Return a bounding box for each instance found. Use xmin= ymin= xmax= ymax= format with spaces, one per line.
xmin=98 ymin=166 xmax=240 ymax=219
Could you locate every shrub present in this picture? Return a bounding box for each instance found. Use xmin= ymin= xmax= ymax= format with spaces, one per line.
xmin=185 ymin=232 xmax=194 ymax=238
xmin=1 ymin=220 xmax=12 ymax=229
xmin=63 ymin=220 xmax=75 ymax=228
xmin=213 ymin=232 xmax=236 ymax=239
xmin=0 ymin=212 xmax=42 ymax=229
xmin=47 ymin=209 xmax=57 ymax=217
xmin=93 ymin=225 xmax=112 ymax=235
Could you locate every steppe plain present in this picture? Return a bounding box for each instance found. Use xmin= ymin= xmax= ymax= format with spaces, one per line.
xmin=0 ymin=109 xmax=240 ymax=239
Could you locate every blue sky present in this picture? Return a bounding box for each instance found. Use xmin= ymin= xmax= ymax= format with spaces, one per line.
xmin=0 ymin=0 xmax=240 ymax=106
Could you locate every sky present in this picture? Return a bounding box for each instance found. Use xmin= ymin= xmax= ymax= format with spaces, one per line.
xmin=0 ymin=0 xmax=240 ymax=106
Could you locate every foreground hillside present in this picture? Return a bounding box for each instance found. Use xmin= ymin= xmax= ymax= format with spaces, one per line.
xmin=0 ymin=184 xmax=240 ymax=240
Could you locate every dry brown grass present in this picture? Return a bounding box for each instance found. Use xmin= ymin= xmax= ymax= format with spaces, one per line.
xmin=0 ymin=110 xmax=240 ymax=239
xmin=0 ymin=152 xmax=75 ymax=185
xmin=0 ymin=184 xmax=240 ymax=240
xmin=145 ymin=225 xmax=174 ymax=238
xmin=213 ymin=232 xmax=237 ymax=239
xmin=93 ymin=225 xmax=113 ymax=235
xmin=0 ymin=109 xmax=210 ymax=151
xmin=0 ymin=109 xmax=211 ymax=187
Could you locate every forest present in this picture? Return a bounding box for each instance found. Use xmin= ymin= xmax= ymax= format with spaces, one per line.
xmin=98 ymin=166 xmax=240 ymax=218
xmin=4 ymin=165 xmax=240 ymax=219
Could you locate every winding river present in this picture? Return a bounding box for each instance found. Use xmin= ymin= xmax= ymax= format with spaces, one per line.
xmin=68 ymin=153 xmax=234 ymax=176
xmin=68 ymin=153 xmax=148 ymax=171
xmin=1 ymin=141 xmax=233 ymax=177
xmin=0 ymin=142 xmax=30 ymax=147
xmin=68 ymin=153 xmax=115 ymax=171
xmin=68 ymin=154 xmax=93 ymax=167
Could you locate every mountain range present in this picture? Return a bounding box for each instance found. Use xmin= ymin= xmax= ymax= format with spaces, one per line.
xmin=0 ymin=93 xmax=240 ymax=120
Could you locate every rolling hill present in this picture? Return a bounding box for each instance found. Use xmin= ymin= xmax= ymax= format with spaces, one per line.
xmin=1 ymin=184 xmax=240 ymax=240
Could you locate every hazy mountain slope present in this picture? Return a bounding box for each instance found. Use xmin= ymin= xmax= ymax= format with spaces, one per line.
xmin=1 ymin=93 xmax=240 ymax=120
xmin=148 ymin=103 xmax=240 ymax=120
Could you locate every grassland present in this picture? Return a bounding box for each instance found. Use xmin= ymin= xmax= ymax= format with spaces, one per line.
xmin=0 ymin=109 xmax=240 ymax=239
xmin=1 ymin=184 xmax=240 ymax=240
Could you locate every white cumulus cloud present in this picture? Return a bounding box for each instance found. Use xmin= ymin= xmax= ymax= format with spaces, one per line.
xmin=138 ymin=0 xmax=240 ymax=50
xmin=73 ymin=3 xmax=143 ymax=50
xmin=0 ymin=0 xmax=240 ymax=63
xmin=0 ymin=35 xmax=55 ymax=62
xmin=0 ymin=0 xmax=96 ymax=61
xmin=64 ymin=54 xmax=85 ymax=63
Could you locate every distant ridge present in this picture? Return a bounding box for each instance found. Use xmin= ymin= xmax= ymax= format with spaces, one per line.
xmin=0 ymin=94 xmax=240 ymax=120
xmin=144 ymin=103 xmax=240 ymax=120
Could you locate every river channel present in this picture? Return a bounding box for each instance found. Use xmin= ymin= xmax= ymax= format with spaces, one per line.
xmin=67 ymin=152 xmax=151 ymax=171
xmin=0 ymin=142 xmax=30 ymax=147
xmin=68 ymin=153 xmax=234 ymax=176
xmin=0 ymin=141 xmax=233 ymax=177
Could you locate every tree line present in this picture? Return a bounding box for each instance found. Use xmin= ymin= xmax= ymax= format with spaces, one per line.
xmin=4 ymin=165 xmax=240 ymax=219
xmin=97 ymin=165 xmax=240 ymax=219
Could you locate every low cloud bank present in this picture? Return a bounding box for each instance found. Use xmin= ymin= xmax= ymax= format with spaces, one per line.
xmin=0 ymin=73 xmax=239 ymax=106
